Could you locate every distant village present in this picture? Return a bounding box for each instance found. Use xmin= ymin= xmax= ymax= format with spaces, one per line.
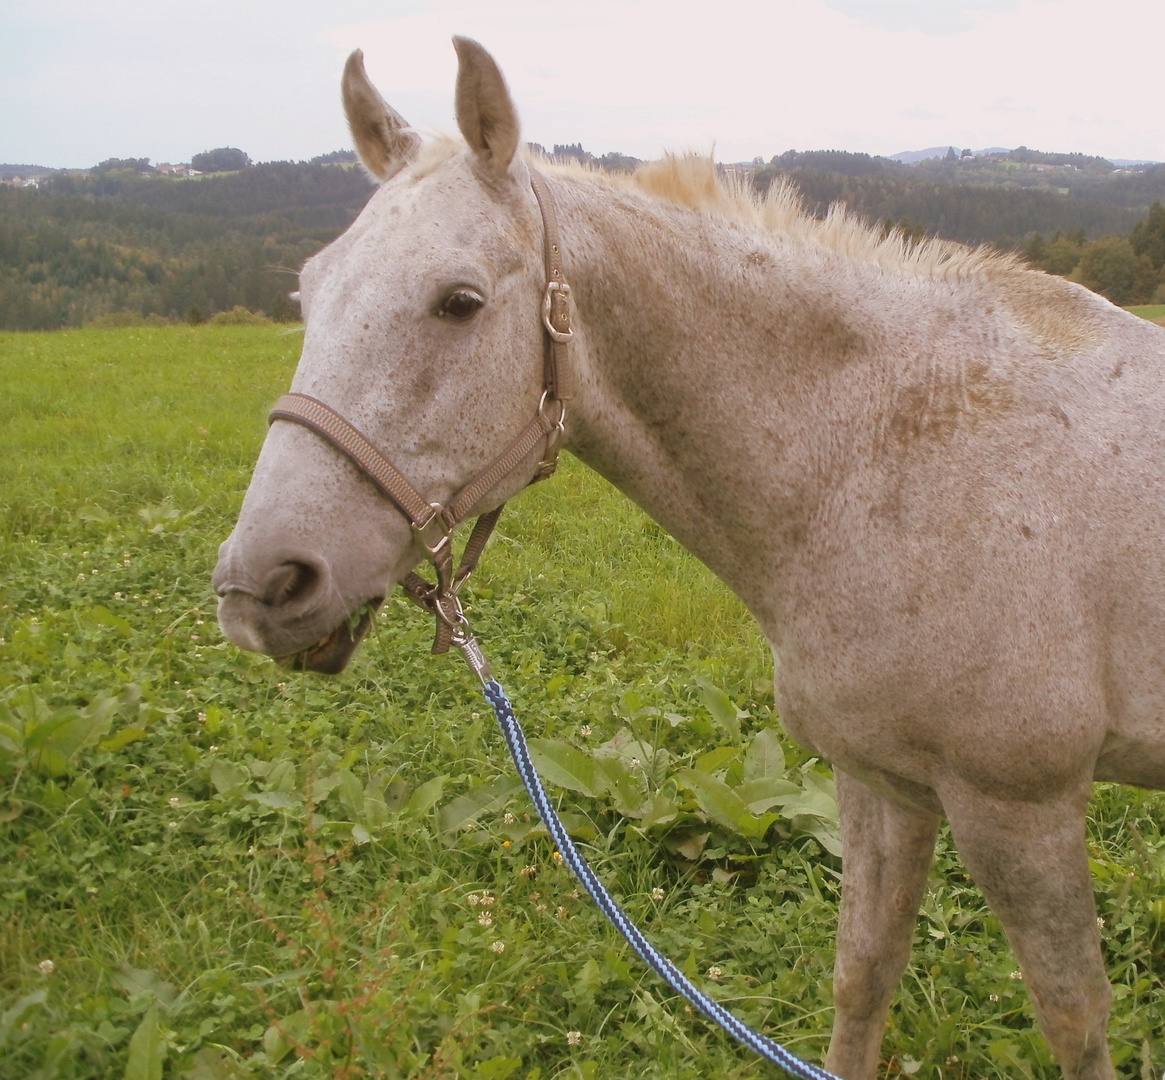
xmin=2 ymin=162 xmax=200 ymax=188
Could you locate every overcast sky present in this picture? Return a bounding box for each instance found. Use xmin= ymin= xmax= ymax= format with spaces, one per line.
xmin=4 ymin=0 xmax=1162 ymax=170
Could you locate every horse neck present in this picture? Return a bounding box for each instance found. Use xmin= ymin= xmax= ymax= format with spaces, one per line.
xmin=556 ymin=178 xmax=887 ymax=618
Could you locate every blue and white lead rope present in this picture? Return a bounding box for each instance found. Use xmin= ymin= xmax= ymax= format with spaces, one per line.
xmin=480 ymin=677 xmax=841 ymax=1080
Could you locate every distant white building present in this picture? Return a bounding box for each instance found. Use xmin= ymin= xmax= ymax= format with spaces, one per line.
xmin=719 ymin=162 xmax=759 ymax=179
xmin=156 ymin=163 xmax=201 ymax=177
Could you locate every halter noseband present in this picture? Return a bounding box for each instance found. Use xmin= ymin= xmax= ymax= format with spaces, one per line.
xmin=267 ymin=169 xmax=573 ymax=656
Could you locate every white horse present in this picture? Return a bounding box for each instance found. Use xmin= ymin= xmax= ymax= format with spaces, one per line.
xmin=214 ymin=37 xmax=1165 ymax=1079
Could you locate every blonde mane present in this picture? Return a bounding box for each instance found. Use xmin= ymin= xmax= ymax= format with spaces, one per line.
xmin=407 ymin=134 xmax=1020 ymax=280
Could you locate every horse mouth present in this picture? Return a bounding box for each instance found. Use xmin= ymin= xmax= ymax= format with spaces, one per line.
xmin=278 ymin=600 xmax=380 ymax=674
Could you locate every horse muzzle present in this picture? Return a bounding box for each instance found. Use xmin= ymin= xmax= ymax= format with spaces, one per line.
xmin=212 ymin=539 xmax=382 ymax=674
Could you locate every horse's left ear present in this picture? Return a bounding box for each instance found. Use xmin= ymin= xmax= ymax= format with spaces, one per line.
xmin=453 ymin=37 xmax=521 ymax=180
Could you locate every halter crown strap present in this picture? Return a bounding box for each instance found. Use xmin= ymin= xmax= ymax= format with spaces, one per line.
xmin=529 ymin=168 xmax=574 ymax=401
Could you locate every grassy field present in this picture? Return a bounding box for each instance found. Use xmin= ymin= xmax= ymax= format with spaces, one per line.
xmin=2 ymin=325 xmax=1164 ymax=1079
xmin=1127 ymin=304 xmax=1165 ymax=323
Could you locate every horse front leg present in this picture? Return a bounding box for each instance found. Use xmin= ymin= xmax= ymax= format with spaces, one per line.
xmin=943 ymin=783 xmax=1114 ymax=1080
xmin=824 ymin=771 xmax=940 ymax=1080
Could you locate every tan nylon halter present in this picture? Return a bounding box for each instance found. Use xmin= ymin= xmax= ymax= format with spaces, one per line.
xmin=267 ymin=168 xmax=572 ymax=653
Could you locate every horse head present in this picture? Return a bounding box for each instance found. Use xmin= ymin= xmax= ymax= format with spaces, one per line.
xmin=213 ymin=39 xmax=560 ymax=673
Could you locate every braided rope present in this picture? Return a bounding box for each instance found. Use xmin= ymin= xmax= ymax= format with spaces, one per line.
xmin=481 ymin=678 xmax=841 ymax=1079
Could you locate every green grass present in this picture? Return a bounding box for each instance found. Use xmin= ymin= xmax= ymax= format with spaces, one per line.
xmin=1126 ymin=304 xmax=1165 ymax=322
xmin=2 ymin=325 xmax=1164 ymax=1079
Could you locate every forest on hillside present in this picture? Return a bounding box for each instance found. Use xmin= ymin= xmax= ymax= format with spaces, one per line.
xmin=3 ymin=144 xmax=1165 ymax=332
xmin=0 ymin=161 xmax=374 ymax=331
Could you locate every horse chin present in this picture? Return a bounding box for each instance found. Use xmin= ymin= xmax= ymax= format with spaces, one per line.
xmin=277 ymin=600 xmax=380 ymax=674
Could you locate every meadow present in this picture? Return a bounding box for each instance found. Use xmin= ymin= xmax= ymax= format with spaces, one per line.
xmin=1 ymin=324 xmax=1163 ymax=1079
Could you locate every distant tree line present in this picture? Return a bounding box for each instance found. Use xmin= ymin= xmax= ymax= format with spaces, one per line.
xmin=0 ymin=161 xmax=374 ymax=330
xmin=1016 ymin=201 xmax=1165 ymax=305
xmin=191 ymin=147 xmax=251 ymax=173
xmin=527 ymin=143 xmax=643 ymax=173
xmin=752 ymin=148 xmax=1165 ymax=305
xmin=3 ymin=143 xmax=1165 ymax=332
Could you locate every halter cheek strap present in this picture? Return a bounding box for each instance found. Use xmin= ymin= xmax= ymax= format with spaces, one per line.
xmin=267 ymin=168 xmax=572 ymax=654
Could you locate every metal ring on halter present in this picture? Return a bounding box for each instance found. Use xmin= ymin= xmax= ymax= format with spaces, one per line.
xmin=537 ymin=388 xmax=566 ymax=430
xmin=431 ymin=591 xmax=469 ymax=629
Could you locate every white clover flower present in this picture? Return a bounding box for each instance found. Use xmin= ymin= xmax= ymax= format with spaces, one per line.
xmin=1009 ymin=970 xmax=1023 ymax=980
xmin=489 ymin=940 xmax=505 ymax=954
xmin=651 ymin=887 xmax=666 ymax=901
xmin=168 ymin=797 xmax=180 ymax=809
xmin=503 ymin=812 xmax=515 ymax=825
xmin=38 ymin=960 xmax=55 ymax=975
xmin=579 ymin=725 xmax=592 ymax=737
xmin=467 ymin=893 xmax=480 ymax=906
xmin=196 ymin=712 xmax=206 ymax=723
xmin=208 ymin=745 xmax=219 ymax=753
xmin=479 ymin=893 xmax=496 ymax=907
xmin=478 ymin=913 xmax=493 ymax=927
xmin=556 ymin=906 xmax=570 ymax=920
xmin=168 ymin=821 xmax=179 ymax=830
xmin=706 ymin=965 xmax=724 ymax=981
xmin=566 ymin=1031 xmax=582 ymax=1046
xmin=520 ymin=865 xmax=537 ymax=879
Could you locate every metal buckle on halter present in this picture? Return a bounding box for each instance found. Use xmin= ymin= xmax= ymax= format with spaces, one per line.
xmin=412 ymin=504 xmax=451 ymax=557
xmin=541 ymin=280 xmax=573 ymax=343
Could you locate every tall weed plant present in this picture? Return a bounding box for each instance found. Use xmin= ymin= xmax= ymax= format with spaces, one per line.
xmin=1 ymin=326 xmax=1162 ymax=1078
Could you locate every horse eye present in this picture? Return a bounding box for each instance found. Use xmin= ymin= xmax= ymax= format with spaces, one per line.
xmin=439 ymin=289 xmax=485 ymax=320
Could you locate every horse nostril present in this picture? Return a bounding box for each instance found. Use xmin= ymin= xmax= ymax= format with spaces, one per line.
xmin=261 ymin=561 xmax=321 ymax=608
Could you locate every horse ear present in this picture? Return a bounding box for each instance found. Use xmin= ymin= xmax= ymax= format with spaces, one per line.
xmin=342 ymin=50 xmax=420 ymax=183
xmin=452 ymin=37 xmax=521 ymax=179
